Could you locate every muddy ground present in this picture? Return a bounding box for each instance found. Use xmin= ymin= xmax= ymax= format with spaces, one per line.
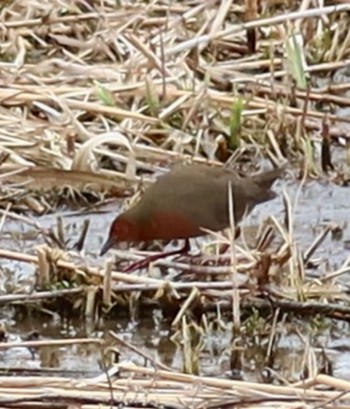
xmin=1 ymin=168 xmax=349 ymax=381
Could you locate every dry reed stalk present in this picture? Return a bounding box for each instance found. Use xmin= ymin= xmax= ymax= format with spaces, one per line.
xmin=0 ymin=338 xmax=103 ymax=350
xmin=0 ymin=364 xmax=348 ymax=408
xmin=116 ymin=363 xmax=350 ymax=400
xmin=0 ymin=223 xmax=346 ymax=318
xmin=0 ymin=0 xmax=349 ymax=390
xmin=102 ymin=261 xmax=113 ymax=306
xmin=109 ymin=331 xmax=173 ymax=372
xmin=0 ymin=1 xmax=347 ymax=210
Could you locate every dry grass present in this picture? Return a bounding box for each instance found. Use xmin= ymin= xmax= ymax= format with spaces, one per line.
xmin=0 ymin=0 xmax=350 ymax=208
xmin=0 ymin=0 xmax=350 ymax=405
xmin=0 ymin=361 xmax=348 ymax=408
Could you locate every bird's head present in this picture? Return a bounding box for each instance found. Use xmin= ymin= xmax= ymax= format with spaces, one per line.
xmin=100 ymin=216 xmax=139 ymax=256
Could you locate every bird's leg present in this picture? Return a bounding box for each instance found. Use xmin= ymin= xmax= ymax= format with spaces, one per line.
xmin=175 ymin=226 xmax=241 ymax=267
xmin=122 ymin=239 xmax=191 ymax=273
xmin=216 ymin=226 xmax=241 ymax=255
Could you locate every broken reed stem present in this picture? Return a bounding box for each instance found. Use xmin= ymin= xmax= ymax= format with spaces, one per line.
xmin=36 ymin=246 xmax=50 ymax=288
xmin=117 ymin=362 xmax=350 ymax=399
xmin=102 ymin=261 xmax=113 ymax=306
xmin=0 ymin=287 xmax=83 ymax=304
xmin=109 ymin=331 xmax=173 ymax=372
xmin=85 ymin=286 xmax=98 ymax=318
xmin=303 ymin=224 xmax=334 ymax=264
xmin=1 ymin=369 xmax=350 ymax=409
xmin=0 ymin=338 xmax=103 ymax=350
xmin=172 ymin=287 xmax=199 ymax=327
xmin=228 ymin=182 xmax=240 ymax=330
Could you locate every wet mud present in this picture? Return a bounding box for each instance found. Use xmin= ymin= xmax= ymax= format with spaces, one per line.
xmin=0 ymin=178 xmax=349 ymax=381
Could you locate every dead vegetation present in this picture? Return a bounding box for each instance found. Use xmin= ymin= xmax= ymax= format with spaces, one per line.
xmin=0 ymin=0 xmax=350 ymax=209
xmin=0 ymin=363 xmax=350 ymax=409
xmin=0 ymin=0 xmax=350 ymax=407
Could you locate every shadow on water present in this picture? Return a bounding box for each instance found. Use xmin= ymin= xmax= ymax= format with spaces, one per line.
xmin=0 ymin=178 xmax=350 ymax=381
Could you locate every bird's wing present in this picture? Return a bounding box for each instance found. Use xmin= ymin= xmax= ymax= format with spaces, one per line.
xmin=139 ymin=169 xmax=232 ymax=231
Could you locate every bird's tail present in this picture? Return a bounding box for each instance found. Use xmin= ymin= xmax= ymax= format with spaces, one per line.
xmin=251 ymin=164 xmax=286 ymax=189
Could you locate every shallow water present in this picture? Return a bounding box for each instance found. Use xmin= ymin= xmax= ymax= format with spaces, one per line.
xmin=0 ymin=178 xmax=349 ymax=381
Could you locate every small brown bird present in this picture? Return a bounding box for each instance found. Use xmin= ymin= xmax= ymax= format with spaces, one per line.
xmin=100 ymin=164 xmax=284 ymax=270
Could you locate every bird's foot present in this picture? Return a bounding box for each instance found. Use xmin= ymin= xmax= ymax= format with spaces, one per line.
xmin=122 ymin=240 xmax=191 ymax=273
xmin=121 ymin=253 xmax=165 ymax=273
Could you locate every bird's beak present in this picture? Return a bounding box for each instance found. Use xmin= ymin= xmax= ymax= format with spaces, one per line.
xmin=100 ymin=237 xmax=113 ymax=256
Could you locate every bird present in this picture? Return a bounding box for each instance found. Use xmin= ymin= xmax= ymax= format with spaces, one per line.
xmin=100 ymin=164 xmax=284 ymax=271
